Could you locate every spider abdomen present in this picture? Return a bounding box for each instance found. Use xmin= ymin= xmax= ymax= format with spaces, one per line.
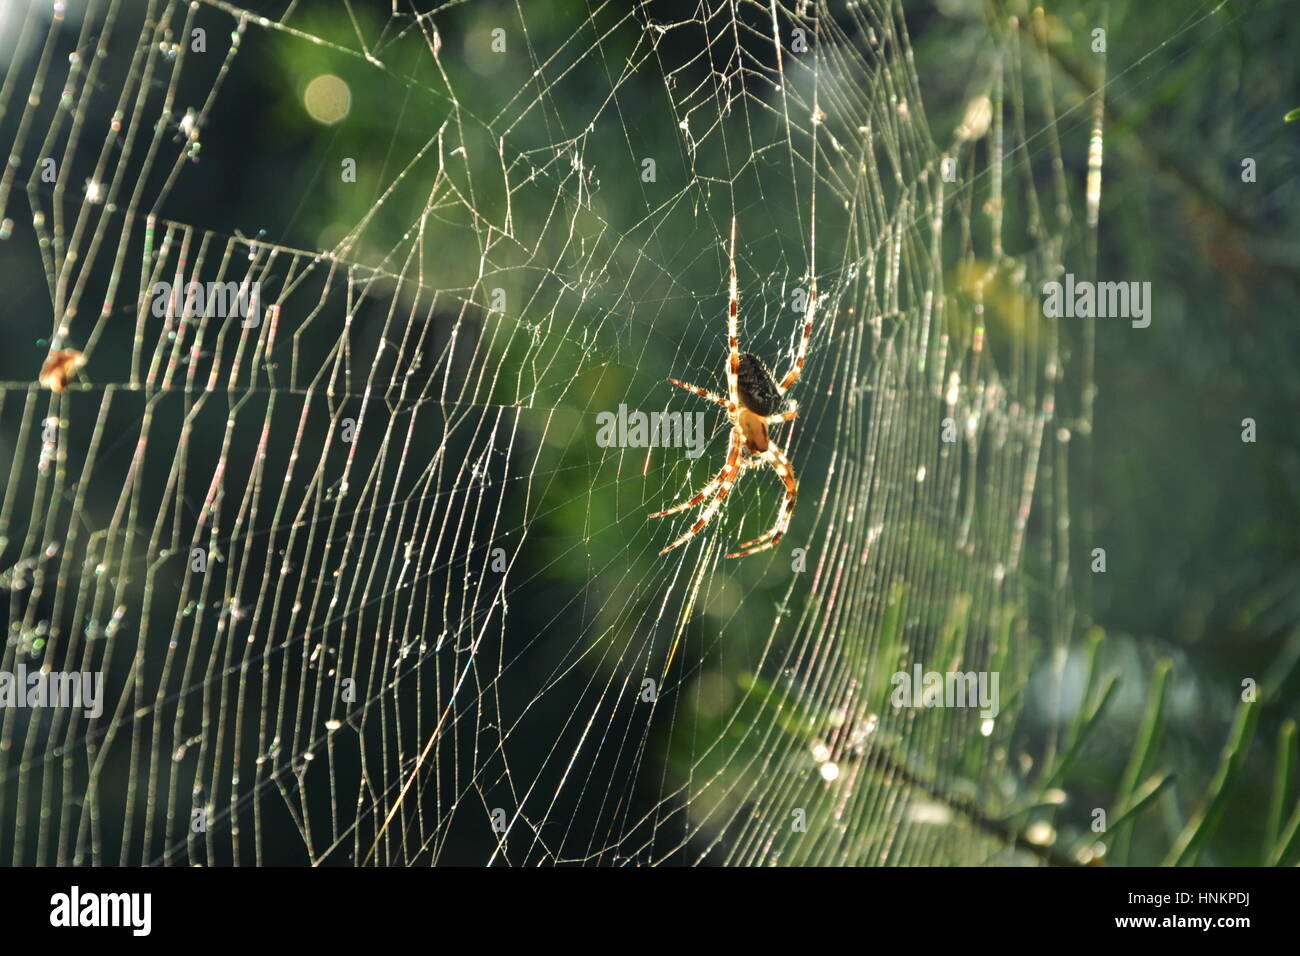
xmin=736 ymin=352 xmax=782 ymax=416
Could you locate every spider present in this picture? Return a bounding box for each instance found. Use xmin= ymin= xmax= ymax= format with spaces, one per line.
xmin=651 ymin=217 xmax=816 ymax=558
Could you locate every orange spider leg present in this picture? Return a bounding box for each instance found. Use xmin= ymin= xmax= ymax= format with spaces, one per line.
xmin=667 ymin=378 xmax=733 ymax=410
xmin=658 ymin=426 xmax=744 ymax=555
xmin=779 ymin=179 xmax=816 ymax=393
xmin=726 ymin=217 xmax=741 ymax=407
xmin=725 ymin=442 xmax=798 ymax=558
xmin=765 ymin=402 xmax=798 ymax=424
xmin=649 ymin=431 xmax=738 ymax=518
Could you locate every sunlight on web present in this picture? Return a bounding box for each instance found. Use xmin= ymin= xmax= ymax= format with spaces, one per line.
xmin=0 ymin=0 xmax=1095 ymax=866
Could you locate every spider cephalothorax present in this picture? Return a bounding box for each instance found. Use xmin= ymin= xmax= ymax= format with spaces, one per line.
xmin=650 ymin=217 xmax=817 ymax=558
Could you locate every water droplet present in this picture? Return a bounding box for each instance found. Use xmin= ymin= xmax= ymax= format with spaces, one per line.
xmin=1025 ymin=822 xmax=1056 ymax=846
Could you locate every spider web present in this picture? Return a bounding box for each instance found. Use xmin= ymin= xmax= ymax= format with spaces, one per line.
xmin=0 ymin=0 xmax=1102 ymax=866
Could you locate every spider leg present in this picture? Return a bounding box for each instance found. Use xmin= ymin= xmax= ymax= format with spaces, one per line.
xmin=667 ymin=378 xmax=732 ymax=410
xmin=648 ymin=474 xmax=724 ymax=518
xmin=648 ymin=432 xmax=736 ymax=518
xmin=658 ymin=427 xmax=745 ymax=555
xmin=765 ymin=402 xmax=798 ymax=424
xmin=726 ymin=217 xmax=741 ymax=407
xmin=778 ymin=181 xmax=816 ymax=394
xmin=725 ymin=441 xmax=798 ymax=558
